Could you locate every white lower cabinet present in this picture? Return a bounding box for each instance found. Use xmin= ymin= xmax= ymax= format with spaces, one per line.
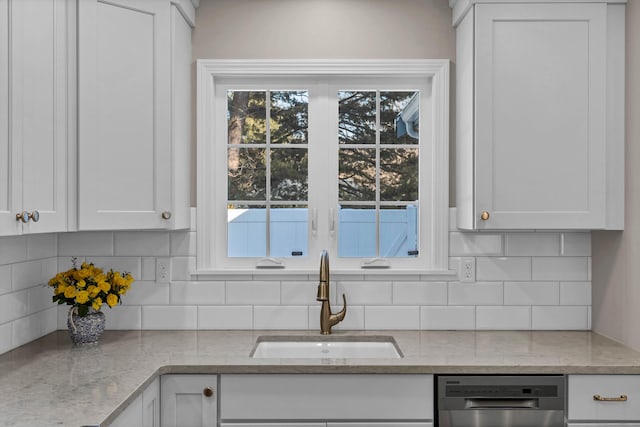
xmin=568 ymin=375 xmax=640 ymax=424
xmin=161 ymin=374 xmax=218 ymax=427
xmin=221 ymin=424 xmax=432 ymax=427
xmin=569 ymin=425 xmax=640 ymax=427
xmin=110 ymin=377 xmax=159 ymax=427
xmin=219 ymin=374 xmax=433 ymax=424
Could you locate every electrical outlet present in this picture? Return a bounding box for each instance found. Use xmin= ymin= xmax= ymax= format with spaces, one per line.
xmin=156 ymin=258 xmax=170 ymax=283
xmin=460 ymin=258 xmax=475 ymax=283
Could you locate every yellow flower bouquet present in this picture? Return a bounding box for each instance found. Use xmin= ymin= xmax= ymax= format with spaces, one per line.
xmin=48 ymin=258 xmax=134 ymax=317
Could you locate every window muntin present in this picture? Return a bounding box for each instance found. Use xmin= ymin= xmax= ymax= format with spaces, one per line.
xmin=337 ymin=90 xmax=420 ymax=258
xmin=226 ymin=89 xmax=309 ymax=258
xmin=197 ymin=60 xmax=450 ymax=274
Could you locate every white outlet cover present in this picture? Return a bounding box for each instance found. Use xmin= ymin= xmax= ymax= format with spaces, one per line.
xmin=156 ymin=258 xmax=171 ymax=283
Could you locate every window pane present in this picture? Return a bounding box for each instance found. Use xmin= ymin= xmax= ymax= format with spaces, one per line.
xmin=271 ymin=91 xmax=308 ymax=145
xmin=338 ymin=206 xmax=376 ymax=258
xmin=380 ymin=148 xmax=419 ymax=201
xmin=381 ymin=91 xmax=419 ymax=145
xmin=228 ymin=147 xmax=266 ymax=201
xmin=227 ymin=205 xmax=266 ymax=257
xmin=380 ymin=205 xmax=418 ymax=258
xmin=270 ymin=206 xmax=308 ymax=257
xmin=227 ymin=91 xmax=266 ymax=145
xmin=338 ymin=91 xmax=376 ymax=145
xmin=271 ymin=148 xmax=308 ymax=201
xmin=339 ymin=148 xmax=376 ymax=201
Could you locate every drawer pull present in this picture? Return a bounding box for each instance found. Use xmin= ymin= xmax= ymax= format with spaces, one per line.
xmin=593 ymin=394 xmax=628 ymax=402
xmin=203 ymin=387 xmax=214 ymax=397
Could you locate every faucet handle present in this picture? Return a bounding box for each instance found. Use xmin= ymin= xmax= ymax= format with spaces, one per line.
xmin=316 ymin=283 xmax=329 ymax=301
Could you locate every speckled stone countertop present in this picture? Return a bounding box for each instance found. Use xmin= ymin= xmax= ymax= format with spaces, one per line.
xmin=2 ymin=329 xmax=640 ymax=426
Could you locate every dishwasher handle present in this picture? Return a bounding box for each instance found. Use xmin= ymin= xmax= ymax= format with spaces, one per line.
xmin=464 ymin=398 xmax=539 ymax=409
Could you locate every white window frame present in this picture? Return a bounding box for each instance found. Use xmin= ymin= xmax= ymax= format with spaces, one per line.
xmin=197 ymin=59 xmax=449 ymax=275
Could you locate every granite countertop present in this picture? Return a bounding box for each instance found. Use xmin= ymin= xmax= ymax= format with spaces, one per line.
xmin=2 ymin=329 xmax=640 ymax=426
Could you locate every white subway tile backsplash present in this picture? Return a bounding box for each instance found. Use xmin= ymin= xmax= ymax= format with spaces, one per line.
xmin=449 ymin=232 xmax=503 ymax=256
xmin=104 ymin=306 xmax=142 ymax=330
xmin=560 ymin=282 xmax=592 ymax=305
xmin=0 ymin=322 xmax=11 ymax=355
xmin=0 ymin=236 xmax=28 ymax=265
xmin=12 ymin=313 xmax=40 ymax=349
xmin=281 ymin=281 xmax=321 ymax=305
xmin=123 ymin=281 xmax=170 ymax=305
xmin=0 ymin=290 xmax=29 ymax=324
xmin=142 ymin=306 xmax=197 ymax=329
xmin=476 ymin=306 xmax=531 ymax=330
xmin=505 ymin=232 xmax=560 ymax=256
xmin=337 ymin=281 xmax=392 ymax=305
xmin=12 ymin=260 xmax=43 ymax=291
xmin=561 ymin=233 xmax=591 ymax=256
xmin=226 ymin=281 xmax=280 ymax=305
xmin=421 ymin=306 xmax=476 ymax=330
xmin=532 ymin=257 xmax=589 ymax=281
xmin=503 ymin=282 xmax=559 ymax=306
xmin=28 ymin=285 xmax=53 ymax=314
xmin=171 ymin=281 xmax=225 ymax=305
xmin=449 ymin=282 xmax=503 ymax=306
xmin=0 ymin=264 xmax=11 ymax=295
xmin=365 ymin=306 xmax=420 ymax=330
xmin=476 ymin=257 xmax=531 ymax=281
xmin=170 ymin=231 xmax=196 ymax=256
xmin=254 ymin=306 xmax=308 ymax=329
xmin=12 ymin=308 xmax=55 ymax=348
xmin=393 ymin=282 xmax=447 ymax=305
xmin=0 ymin=208 xmax=596 ymax=352
xmin=27 ymin=234 xmax=57 ymax=260
xmin=141 ymin=257 xmax=156 ymax=281
xmin=532 ymin=306 xmax=588 ymax=330
xmin=114 ymin=231 xmax=170 ymax=256
xmin=171 ymin=256 xmax=196 ymax=281
xmin=198 ymin=306 xmax=253 ymax=329
xmin=58 ymin=232 xmax=113 ymax=257
xmin=42 ymin=258 xmax=58 ymax=286
xmin=42 ymin=307 xmax=57 ymax=335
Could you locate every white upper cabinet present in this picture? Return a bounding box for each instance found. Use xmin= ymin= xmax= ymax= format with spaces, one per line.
xmin=78 ymin=0 xmax=194 ymax=230
xmin=453 ymin=0 xmax=625 ymax=230
xmin=0 ymin=0 xmax=73 ymax=236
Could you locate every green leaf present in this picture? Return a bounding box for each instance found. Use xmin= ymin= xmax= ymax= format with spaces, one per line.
xmin=77 ymin=305 xmax=89 ymax=317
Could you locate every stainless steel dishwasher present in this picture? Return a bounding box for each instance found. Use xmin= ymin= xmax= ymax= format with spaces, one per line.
xmin=437 ymin=375 xmax=565 ymax=427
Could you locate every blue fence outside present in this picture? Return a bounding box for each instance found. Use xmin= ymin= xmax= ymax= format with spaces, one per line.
xmin=227 ymin=206 xmax=418 ymax=258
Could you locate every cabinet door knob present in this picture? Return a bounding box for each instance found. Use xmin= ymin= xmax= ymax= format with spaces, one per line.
xmin=161 ymin=211 xmax=172 ymax=220
xmin=28 ymin=210 xmax=40 ymax=223
xmin=203 ymin=387 xmax=214 ymax=397
xmin=480 ymin=211 xmax=490 ymax=221
xmin=15 ymin=211 xmax=29 ymax=223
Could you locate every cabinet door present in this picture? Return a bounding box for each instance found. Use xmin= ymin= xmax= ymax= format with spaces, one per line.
xmin=221 ymin=424 xmax=324 ymax=427
xmin=142 ymin=377 xmax=160 ymax=427
xmin=0 ymin=0 xmax=15 ymax=235
xmin=0 ymin=0 xmax=70 ymax=235
xmin=474 ymin=3 xmax=606 ymax=229
xmin=78 ymin=0 xmax=171 ymax=230
xmin=329 ymin=424 xmax=433 ymax=427
xmin=110 ymin=392 xmax=144 ymax=427
xmin=161 ymin=375 xmax=217 ymax=427
xmin=569 ymin=425 xmax=640 ymax=427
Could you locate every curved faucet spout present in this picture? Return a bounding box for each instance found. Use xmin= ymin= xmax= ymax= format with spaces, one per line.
xmin=317 ymin=250 xmax=347 ymax=334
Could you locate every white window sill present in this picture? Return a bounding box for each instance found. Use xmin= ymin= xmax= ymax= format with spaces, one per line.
xmin=193 ymin=268 xmax=458 ymax=281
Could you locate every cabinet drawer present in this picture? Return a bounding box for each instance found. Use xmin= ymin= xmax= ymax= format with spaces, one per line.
xmin=220 ymin=374 xmax=433 ymax=420
xmin=568 ymin=375 xmax=640 ymax=420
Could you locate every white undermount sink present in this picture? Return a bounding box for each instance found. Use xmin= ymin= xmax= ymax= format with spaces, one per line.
xmin=250 ymin=335 xmax=403 ymax=359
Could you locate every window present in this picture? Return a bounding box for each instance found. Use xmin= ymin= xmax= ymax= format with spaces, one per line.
xmin=197 ymin=60 xmax=449 ymax=274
